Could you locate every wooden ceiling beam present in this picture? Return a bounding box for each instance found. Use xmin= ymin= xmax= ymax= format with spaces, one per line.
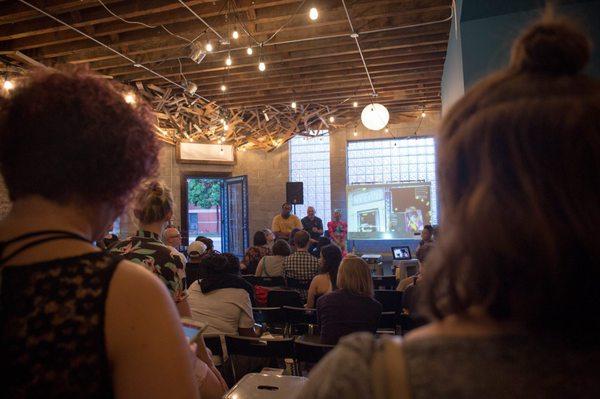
xmin=0 ymin=0 xmax=123 ymax=25
xmin=20 ymin=5 xmax=449 ymax=60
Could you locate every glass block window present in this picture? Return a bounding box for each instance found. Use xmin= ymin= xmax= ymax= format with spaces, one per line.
xmin=347 ymin=137 xmax=438 ymax=224
xmin=289 ymin=133 xmax=332 ymax=221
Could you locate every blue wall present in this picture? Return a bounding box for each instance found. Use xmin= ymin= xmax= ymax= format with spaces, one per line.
xmin=461 ymin=1 xmax=600 ymax=88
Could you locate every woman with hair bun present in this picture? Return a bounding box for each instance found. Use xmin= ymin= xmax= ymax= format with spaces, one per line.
xmin=298 ymin=15 xmax=600 ymax=398
xmin=0 ymin=70 xmax=197 ymax=397
xmin=111 ymin=180 xmax=191 ymax=317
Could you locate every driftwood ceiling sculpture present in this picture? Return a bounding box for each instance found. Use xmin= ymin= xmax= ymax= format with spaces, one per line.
xmin=0 ymin=0 xmax=452 ymax=150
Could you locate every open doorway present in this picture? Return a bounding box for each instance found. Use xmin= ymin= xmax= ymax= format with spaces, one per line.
xmin=182 ymin=175 xmax=249 ymax=257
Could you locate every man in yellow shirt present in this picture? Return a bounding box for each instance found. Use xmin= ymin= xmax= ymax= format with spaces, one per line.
xmin=272 ymin=202 xmax=303 ymax=239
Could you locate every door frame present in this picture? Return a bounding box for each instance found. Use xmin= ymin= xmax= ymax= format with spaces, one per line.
xmin=180 ymin=172 xmax=231 ymax=245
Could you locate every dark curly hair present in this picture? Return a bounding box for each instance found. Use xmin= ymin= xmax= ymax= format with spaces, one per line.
xmin=0 ymin=68 xmax=159 ymax=209
xmin=424 ymin=17 xmax=600 ymax=339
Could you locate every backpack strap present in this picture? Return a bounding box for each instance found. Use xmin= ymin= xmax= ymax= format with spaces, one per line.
xmin=371 ymin=336 xmax=412 ymax=399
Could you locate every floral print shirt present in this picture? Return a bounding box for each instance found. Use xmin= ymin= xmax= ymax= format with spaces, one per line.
xmin=110 ymin=230 xmax=187 ymax=302
xmin=242 ymin=245 xmax=272 ymax=275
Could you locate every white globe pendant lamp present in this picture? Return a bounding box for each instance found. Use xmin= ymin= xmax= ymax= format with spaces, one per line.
xmin=361 ymin=103 xmax=389 ymax=131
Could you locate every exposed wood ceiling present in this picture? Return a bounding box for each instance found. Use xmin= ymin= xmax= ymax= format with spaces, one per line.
xmin=0 ymin=0 xmax=452 ymax=149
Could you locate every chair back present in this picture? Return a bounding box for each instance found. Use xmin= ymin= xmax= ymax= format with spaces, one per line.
xmin=283 ymin=306 xmax=318 ymax=336
xmin=253 ymin=306 xmax=286 ymax=334
xmin=224 ymin=335 xmax=295 ymax=359
xmin=185 ymin=262 xmax=206 ymax=287
xmin=294 ymin=339 xmax=335 ymax=364
xmin=254 ymin=276 xmax=285 ymax=287
xmin=374 ymin=290 xmax=403 ymax=312
xmin=372 ymin=275 xmax=397 ymax=290
xmin=202 ymin=333 xmax=224 ymax=357
xmin=286 ymin=277 xmax=310 ymax=290
xmin=267 ymin=289 xmax=303 ymax=308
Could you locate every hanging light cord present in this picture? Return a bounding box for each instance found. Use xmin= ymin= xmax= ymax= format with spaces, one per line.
xmin=341 ymin=0 xmax=377 ymax=97
xmin=176 ymin=0 xmax=225 ymax=41
xmin=16 ymin=0 xmax=212 ymax=104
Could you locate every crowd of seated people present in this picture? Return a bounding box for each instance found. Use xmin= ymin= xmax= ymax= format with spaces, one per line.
xmin=2 ymin=14 xmax=599 ymax=399
xmin=255 ymin=238 xmax=291 ymax=277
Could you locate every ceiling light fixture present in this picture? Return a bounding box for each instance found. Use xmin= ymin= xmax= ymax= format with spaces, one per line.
xmin=220 ymin=84 xmax=227 ymax=92
xmin=246 ymin=47 xmax=253 ymax=55
xmin=258 ymin=61 xmax=266 ymax=71
xmin=124 ymin=93 xmax=136 ymax=104
xmin=3 ymin=80 xmax=14 ymax=90
xmin=225 ymin=55 xmax=232 ymax=66
xmin=309 ymin=7 xmax=318 ymax=21
xmin=353 ymin=101 xmax=358 ymax=107
xmin=361 ymin=103 xmax=389 ymax=131
xmin=329 ymin=116 xmax=335 ymax=123
xmin=291 ymin=101 xmax=297 ymax=109
xmin=232 ymin=29 xmax=239 ymax=40
xmin=205 ymin=42 xmax=213 ymax=52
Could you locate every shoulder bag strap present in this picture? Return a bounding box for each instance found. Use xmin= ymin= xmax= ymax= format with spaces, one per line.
xmin=371 ymin=336 xmax=412 ymax=399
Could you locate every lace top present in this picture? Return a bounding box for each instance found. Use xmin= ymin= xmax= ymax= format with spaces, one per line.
xmin=1 ymin=252 xmax=120 ymax=399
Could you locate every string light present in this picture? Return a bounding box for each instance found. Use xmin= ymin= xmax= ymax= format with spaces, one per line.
xmin=421 ymin=111 xmax=426 ymax=118
xmin=329 ymin=116 xmax=335 ymax=123
xmin=246 ymin=47 xmax=253 ymax=55
xmin=258 ymin=61 xmax=266 ymax=71
xmin=232 ymin=30 xmax=239 ymax=40
xmin=353 ymin=127 xmax=358 ymax=136
xmin=225 ymin=55 xmax=232 ymax=66
xmin=291 ymin=101 xmax=297 ymax=109
xmin=353 ymin=101 xmax=358 ymax=107
xmin=205 ymin=42 xmax=213 ymax=52
xmin=223 ymin=122 xmax=229 ymax=130
xmin=385 ymin=128 xmax=389 ymax=133
xmin=3 ymin=79 xmax=14 ymax=90
xmin=124 ymin=92 xmax=136 ymax=104
xmin=309 ymin=7 xmax=318 ymax=20
xmin=220 ymin=84 xmax=227 ymax=92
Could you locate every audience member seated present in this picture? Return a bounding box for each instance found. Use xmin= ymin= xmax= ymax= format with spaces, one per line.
xmin=415 ymin=224 xmax=434 ymax=261
xmin=396 ymin=242 xmax=434 ymax=292
xmin=196 ymin=236 xmax=217 ymax=257
xmin=310 ymin=236 xmax=331 ymax=258
xmin=97 ymin=223 xmax=119 ymax=250
xmin=186 ymin=240 xmax=207 ymax=286
xmin=163 ymin=225 xmax=187 ymax=265
xmin=240 ymin=230 xmax=272 ymax=275
xmin=401 ymin=243 xmax=434 ymax=317
xmin=188 ymin=253 xmax=259 ymax=336
xmin=263 ymin=228 xmax=276 ymax=249
xmin=272 ymin=202 xmax=303 ymax=239
xmin=283 ymin=230 xmax=320 ymax=301
xmin=316 ymin=255 xmax=382 ymax=344
xmin=298 ymin=17 xmax=600 ymax=398
xmin=0 ymin=69 xmax=198 ymax=397
xmin=255 ymin=239 xmax=291 ymax=277
xmin=288 ymin=227 xmax=301 ymax=252
xmin=306 ymin=244 xmax=343 ymax=309
xmin=111 ymin=181 xmax=191 ymax=317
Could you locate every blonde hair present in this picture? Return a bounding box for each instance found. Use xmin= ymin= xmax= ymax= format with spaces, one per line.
xmin=133 ymin=181 xmax=173 ymax=225
xmin=337 ymin=255 xmax=373 ymax=297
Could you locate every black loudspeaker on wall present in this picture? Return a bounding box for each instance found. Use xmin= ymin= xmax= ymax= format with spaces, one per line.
xmin=286 ymin=182 xmax=304 ymax=205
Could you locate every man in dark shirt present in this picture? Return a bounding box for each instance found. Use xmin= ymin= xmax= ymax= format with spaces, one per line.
xmin=301 ymin=206 xmax=324 ymax=241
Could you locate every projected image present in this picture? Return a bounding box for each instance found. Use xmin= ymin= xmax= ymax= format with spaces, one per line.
xmin=347 ymin=183 xmax=431 ymax=240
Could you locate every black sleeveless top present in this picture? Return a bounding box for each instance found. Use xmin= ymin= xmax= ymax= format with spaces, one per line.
xmin=1 ymin=252 xmax=120 ymax=398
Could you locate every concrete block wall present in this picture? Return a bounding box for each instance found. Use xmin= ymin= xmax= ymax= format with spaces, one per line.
xmin=232 ymin=145 xmax=289 ymax=237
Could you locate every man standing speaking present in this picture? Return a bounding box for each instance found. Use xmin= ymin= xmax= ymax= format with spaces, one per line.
xmin=272 ymin=202 xmax=303 ymax=239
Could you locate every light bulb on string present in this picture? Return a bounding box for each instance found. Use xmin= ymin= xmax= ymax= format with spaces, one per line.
xmin=385 ymin=128 xmax=389 ymax=133
xmin=205 ymin=42 xmax=213 ymax=52
xmin=220 ymin=84 xmax=227 ymax=92
xmin=329 ymin=116 xmax=335 ymax=123
xmin=258 ymin=61 xmax=266 ymax=72
xmin=3 ymin=79 xmax=14 ymax=90
xmin=421 ymin=111 xmax=426 ymax=118
xmin=246 ymin=47 xmax=253 ymax=55
xmin=232 ymin=30 xmax=239 ymax=40
xmin=353 ymin=128 xmax=358 ymax=137
xmin=225 ymin=55 xmax=232 ymax=66
xmin=291 ymin=101 xmax=297 ymax=109
xmin=309 ymin=7 xmax=318 ymax=20
xmin=124 ymin=92 xmax=136 ymax=104
xmin=223 ymin=122 xmax=229 ymax=131
xmin=353 ymin=101 xmax=358 ymax=108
